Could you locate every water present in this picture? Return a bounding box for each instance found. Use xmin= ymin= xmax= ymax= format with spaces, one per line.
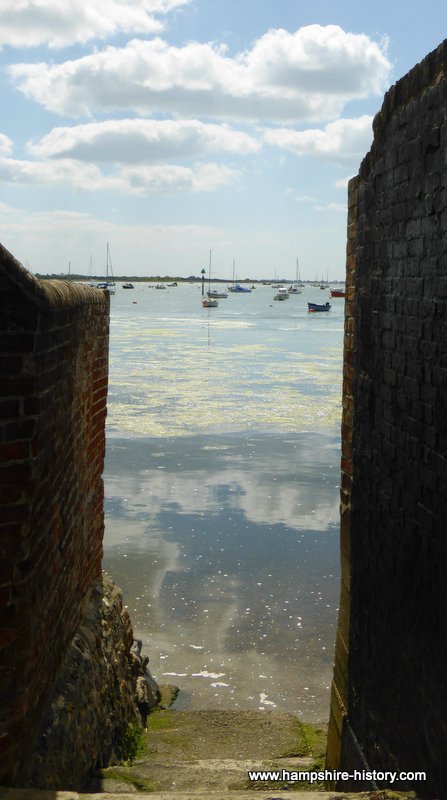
xmin=103 ymin=282 xmax=344 ymax=721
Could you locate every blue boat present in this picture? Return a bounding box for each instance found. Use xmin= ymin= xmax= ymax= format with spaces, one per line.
xmin=227 ymin=259 xmax=251 ymax=292
xmin=308 ymin=301 xmax=331 ymax=312
xmin=228 ymin=283 xmax=252 ymax=293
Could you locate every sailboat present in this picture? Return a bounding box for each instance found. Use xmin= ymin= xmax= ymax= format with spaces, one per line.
xmin=202 ymin=250 xmax=219 ymax=307
xmin=320 ymin=270 xmax=329 ymax=290
xmin=227 ymin=259 xmax=251 ymax=292
xmin=91 ymin=243 xmax=116 ymax=294
xmin=207 ymin=250 xmax=228 ymax=299
xmin=288 ymin=258 xmax=303 ymax=294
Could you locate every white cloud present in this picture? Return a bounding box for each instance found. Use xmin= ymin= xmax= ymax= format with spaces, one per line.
xmin=28 ymin=119 xmax=261 ymax=162
xmin=0 ymin=154 xmax=240 ymax=194
xmin=187 ymin=162 xmax=241 ymax=192
xmin=264 ymin=115 xmax=374 ymax=165
xmin=0 ymin=202 xmax=219 ymax=275
xmin=6 ymin=118 xmax=250 ymax=195
xmin=0 ymin=157 xmax=108 ymax=190
xmin=9 ymin=26 xmax=391 ymax=122
xmin=314 ymin=202 xmax=347 ymax=213
xmin=244 ymin=26 xmax=388 ymax=96
xmin=335 ymin=176 xmax=351 ymax=189
xmin=0 ymin=0 xmax=191 ymax=49
xmin=119 ymin=161 xmax=240 ymax=192
xmin=0 ymin=133 xmax=13 ymax=156
xmin=295 ymin=194 xmax=317 ymax=203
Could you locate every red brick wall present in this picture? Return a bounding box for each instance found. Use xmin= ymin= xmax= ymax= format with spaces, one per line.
xmin=0 ymin=243 xmax=109 ymax=785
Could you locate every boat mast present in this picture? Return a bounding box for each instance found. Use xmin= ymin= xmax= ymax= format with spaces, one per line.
xmin=106 ymin=242 xmax=115 ymax=285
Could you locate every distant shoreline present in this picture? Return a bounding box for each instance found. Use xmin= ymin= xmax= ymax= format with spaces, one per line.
xmin=36 ymin=273 xmax=257 ymax=284
xmin=35 ymin=274 xmax=345 ymax=285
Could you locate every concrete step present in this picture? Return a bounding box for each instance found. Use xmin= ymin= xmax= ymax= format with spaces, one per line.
xmin=89 ymin=710 xmax=328 ymax=795
xmin=63 ymin=793 xmax=393 ymax=800
xmin=0 ymin=706 xmax=418 ymax=800
xmin=0 ymin=791 xmax=417 ymax=800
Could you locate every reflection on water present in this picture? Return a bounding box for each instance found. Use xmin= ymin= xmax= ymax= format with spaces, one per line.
xmin=103 ymin=433 xmax=340 ymax=721
xmin=103 ymin=285 xmax=344 ymax=721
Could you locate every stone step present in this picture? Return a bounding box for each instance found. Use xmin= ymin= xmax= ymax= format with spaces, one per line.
xmin=97 ymin=756 xmax=319 ymax=795
xmin=1 ymin=791 xmax=416 ymax=800
xmin=89 ymin=710 xmax=328 ymax=795
xmin=0 ymin=706 xmax=418 ymax=800
xmin=75 ymin=793 xmax=383 ymax=800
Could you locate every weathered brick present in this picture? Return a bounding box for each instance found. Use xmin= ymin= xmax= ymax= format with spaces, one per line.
xmin=0 ymin=355 xmax=23 ymax=375
xmin=0 ymin=441 xmax=30 ymax=462
xmin=2 ymin=419 xmax=37 ymax=441
xmin=0 ymin=375 xmax=36 ymax=397
xmin=329 ymin=38 xmax=447 ymax=799
xmin=0 ymin=462 xmax=33 ymax=486
xmin=1 ymin=243 xmax=110 ymax=783
xmin=0 ymin=398 xmax=20 ymax=419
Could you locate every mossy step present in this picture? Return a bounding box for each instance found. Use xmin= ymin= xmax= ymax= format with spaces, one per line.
xmin=69 ymin=793 xmax=419 ymax=800
xmin=0 ymin=791 xmax=419 ymax=800
xmin=91 ymin=709 xmax=327 ymax=794
xmin=85 ymin=710 xmax=418 ymax=799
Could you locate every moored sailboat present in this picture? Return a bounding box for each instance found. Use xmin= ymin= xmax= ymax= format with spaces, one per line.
xmin=228 ymin=259 xmax=251 ymax=292
xmin=90 ymin=243 xmax=116 ymax=294
xmin=288 ymin=258 xmax=303 ymax=294
xmin=202 ymin=250 xmax=219 ymax=308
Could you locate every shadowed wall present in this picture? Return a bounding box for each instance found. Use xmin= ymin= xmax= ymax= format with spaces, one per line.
xmin=0 ymin=245 xmax=109 ymax=785
xmin=327 ymin=39 xmax=447 ymax=800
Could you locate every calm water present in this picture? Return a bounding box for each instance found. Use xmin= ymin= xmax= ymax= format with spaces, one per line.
xmin=103 ymin=282 xmax=344 ymax=721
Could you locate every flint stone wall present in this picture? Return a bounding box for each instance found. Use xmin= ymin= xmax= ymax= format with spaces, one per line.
xmin=22 ymin=573 xmax=159 ymax=790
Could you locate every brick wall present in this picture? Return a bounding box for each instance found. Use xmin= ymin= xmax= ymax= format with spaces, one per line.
xmin=0 ymin=244 xmax=109 ymax=785
xmin=325 ymin=176 xmax=358 ymax=774
xmin=327 ymin=40 xmax=447 ymax=799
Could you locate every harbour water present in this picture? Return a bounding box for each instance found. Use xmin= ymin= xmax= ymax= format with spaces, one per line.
xmin=103 ymin=282 xmax=345 ymax=722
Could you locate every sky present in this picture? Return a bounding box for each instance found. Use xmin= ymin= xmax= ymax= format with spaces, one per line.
xmin=0 ymin=1 xmax=446 ymax=280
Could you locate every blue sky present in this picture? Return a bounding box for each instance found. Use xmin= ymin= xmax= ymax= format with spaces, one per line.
xmin=0 ymin=0 xmax=445 ymax=280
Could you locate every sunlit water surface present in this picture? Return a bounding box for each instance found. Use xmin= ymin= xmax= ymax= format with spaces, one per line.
xmin=103 ymin=283 xmax=344 ymax=721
